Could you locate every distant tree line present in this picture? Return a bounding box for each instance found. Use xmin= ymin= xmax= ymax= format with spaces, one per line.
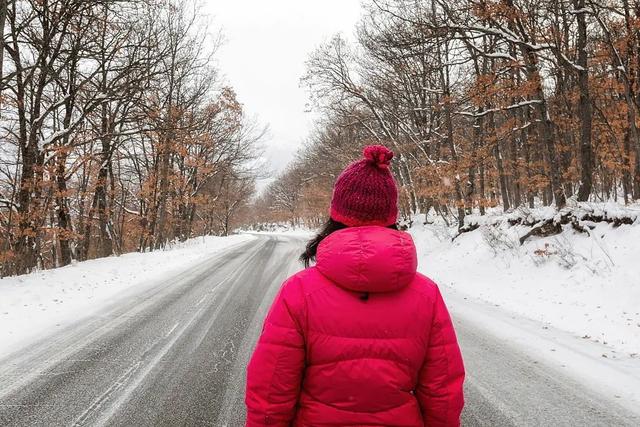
xmin=0 ymin=0 xmax=261 ymax=276
xmin=257 ymin=0 xmax=640 ymax=229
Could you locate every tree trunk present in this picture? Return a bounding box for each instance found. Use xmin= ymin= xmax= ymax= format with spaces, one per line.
xmin=623 ymin=131 xmax=633 ymax=203
xmin=155 ymin=134 xmax=171 ymax=248
xmin=479 ymin=159 xmax=486 ymax=215
xmin=465 ymin=114 xmax=483 ymax=215
xmin=521 ymin=115 xmax=536 ymax=208
xmin=574 ymin=1 xmax=594 ymax=201
xmin=488 ymin=112 xmax=510 ymax=211
xmin=15 ymin=142 xmax=38 ymax=273
xmin=55 ymin=150 xmax=73 ymax=266
xmin=0 ymin=0 xmax=8 ymax=100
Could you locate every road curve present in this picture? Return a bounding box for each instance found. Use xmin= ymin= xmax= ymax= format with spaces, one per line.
xmin=0 ymin=233 xmax=638 ymax=426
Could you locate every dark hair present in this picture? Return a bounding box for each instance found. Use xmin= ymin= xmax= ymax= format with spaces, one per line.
xmin=299 ymin=218 xmax=398 ymax=267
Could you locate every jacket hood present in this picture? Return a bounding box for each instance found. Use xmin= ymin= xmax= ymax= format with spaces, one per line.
xmin=315 ymin=226 xmax=418 ymax=293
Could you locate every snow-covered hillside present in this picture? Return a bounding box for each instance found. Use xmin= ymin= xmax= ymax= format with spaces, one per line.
xmin=411 ymin=202 xmax=640 ymax=356
xmin=0 ymin=234 xmax=256 ymax=359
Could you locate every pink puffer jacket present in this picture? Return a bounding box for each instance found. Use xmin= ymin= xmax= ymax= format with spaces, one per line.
xmin=245 ymin=226 xmax=465 ymax=426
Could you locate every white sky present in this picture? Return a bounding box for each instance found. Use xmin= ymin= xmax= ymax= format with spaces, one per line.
xmin=203 ymin=1 xmax=363 ymax=184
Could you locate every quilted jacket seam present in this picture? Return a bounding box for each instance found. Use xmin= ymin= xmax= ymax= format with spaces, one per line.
xmin=301 ymin=387 xmax=418 ymax=415
xmin=430 ymin=306 xmax=452 ymax=424
xmin=262 ymin=294 xmax=303 ymax=422
xmin=307 ymin=355 xmax=415 ymax=369
xmin=307 ymin=330 xmax=414 ymax=340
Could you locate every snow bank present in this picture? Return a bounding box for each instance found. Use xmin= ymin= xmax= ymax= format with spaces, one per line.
xmin=241 ymin=222 xmax=316 ymax=238
xmin=463 ymin=201 xmax=640 ymax=229
xmin=0 ymin=234 xmax=256 ymax=359
xmin=412 ymin=203 xmax=640 ymax=356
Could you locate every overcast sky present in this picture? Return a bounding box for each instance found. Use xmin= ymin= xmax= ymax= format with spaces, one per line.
xmin=203 ymin=1 xmax=363 ymax=185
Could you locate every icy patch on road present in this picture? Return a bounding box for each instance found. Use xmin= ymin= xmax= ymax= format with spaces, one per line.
xmin=0 ymin=234 xmax=256 ymax=359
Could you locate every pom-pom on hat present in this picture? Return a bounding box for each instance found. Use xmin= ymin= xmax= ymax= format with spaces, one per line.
xmin=330 ymin=145 xmax=398 ymax=227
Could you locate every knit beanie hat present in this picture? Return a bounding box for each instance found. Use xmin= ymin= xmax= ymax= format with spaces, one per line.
xmin=330 ymin=145 xmax=398 ymax=227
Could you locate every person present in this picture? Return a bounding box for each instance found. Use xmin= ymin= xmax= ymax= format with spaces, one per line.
xmin=245 ymin=145 xmax=465 ymax=426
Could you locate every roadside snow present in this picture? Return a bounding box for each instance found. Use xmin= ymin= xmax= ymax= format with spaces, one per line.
xmin=443 ymin=287 xmax=640 ymax=413
xmin=411 ymin=203 xmax=640 ymax=410
xmin=249 ymin=229 xmax=315 ymax=238
xmin=411 ymin=205 xmax=640 ymax=356
xmin=242 ymin=222 xmax=316 ymax=237
xmin=0 ymin=234 xmax=256 ymax=359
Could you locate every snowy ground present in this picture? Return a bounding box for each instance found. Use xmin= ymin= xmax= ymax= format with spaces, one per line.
xmin=411 ymin=202 xmax=640 ymax=410
xmin=444 ymin=286 xmax=640 ymax=413
xmin=0 ymin=234 xmax=256 ymax=359
xmin=241 ymin=222 xmax=316 ymax=237
xmin=411 ymin=203 xmax=640 ymax=356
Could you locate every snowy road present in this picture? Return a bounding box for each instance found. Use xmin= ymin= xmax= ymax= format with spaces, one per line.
xmin=0 ymin=235 xmax=302 ymax=426
xmin=455 ymin=308 xmax=639 ymax=426
xmin=0 ymin=234 xmax=638 ymax=426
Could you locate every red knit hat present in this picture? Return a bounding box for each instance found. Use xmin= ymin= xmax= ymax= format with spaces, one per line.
xmin=330 ymin=145 xmax=398 ymax=227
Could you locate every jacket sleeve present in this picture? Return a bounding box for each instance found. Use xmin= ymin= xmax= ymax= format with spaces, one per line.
xmin=245 ymin=279 xmax=306 ymax=426
xmin=416 ymin=286 xmax=465 ymax=426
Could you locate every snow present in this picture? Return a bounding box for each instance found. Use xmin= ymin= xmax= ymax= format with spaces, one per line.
xmin=569 ymin=7 xmax=591 ymax=15
xmin=241 ymin=222 xmax=316 ymax=237
xmin=485 ymin=52 xmax=518 ymax=61
xmin=411 ymin=203 xmax=640 ymax=408
xmin=0 ymin=234 xmax=256 ymax=359
xmin=443 ymin=287 xmax=640 ymax=412
xmin=456 ymin=99 xmax=543 ymax=117
xmin=414 ymin=205 xmax=640 ymax=354
xmin=461 ymin=202 xmax=640 ymax=234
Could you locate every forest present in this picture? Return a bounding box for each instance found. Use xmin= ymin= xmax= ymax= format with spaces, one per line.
xmin=258 ymin=0 xmax=640 ymax=230
xmin=3 ymin=0 xmax=640 ymax=276
xmin=0 ymin=0 xmax=262 ymax=275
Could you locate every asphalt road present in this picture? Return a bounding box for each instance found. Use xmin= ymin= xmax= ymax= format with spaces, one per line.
xmin=0 ymin=234 xmax=638 ymax=426
xmin=456 ymin=316 xmax=639 ymax=427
